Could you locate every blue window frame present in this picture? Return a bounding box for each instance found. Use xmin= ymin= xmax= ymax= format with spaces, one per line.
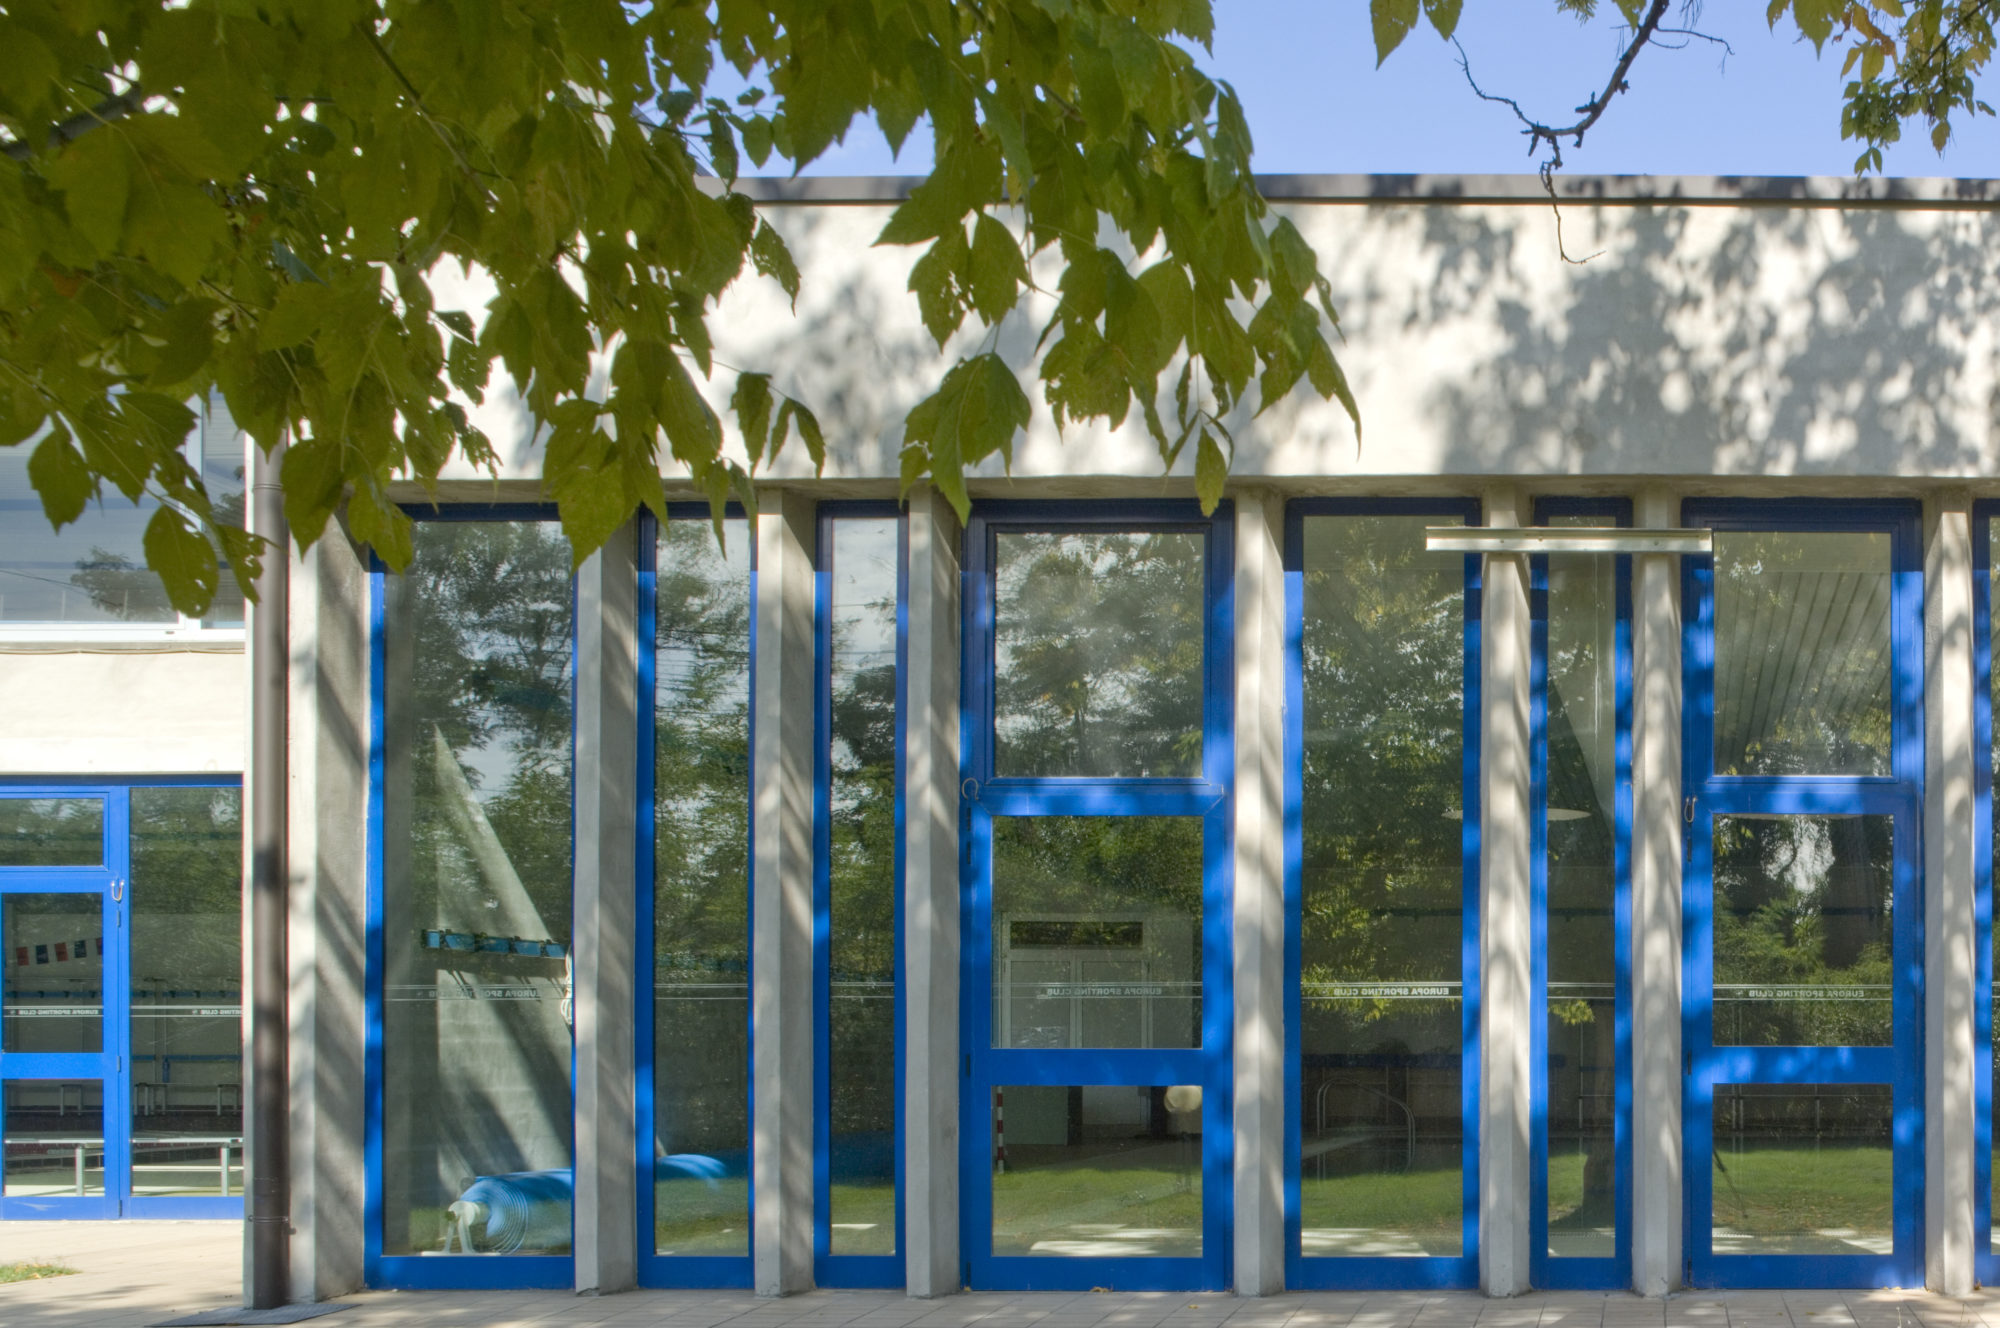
xmin=365 ymin=504 xmax=577 ymax=1290
xmin=959 ymin=500 xmax=1235 ymax=1292
xmin=1283 ymin=497 xmax=1482 ymax=1291
xmin=1529 ymin=497 xmax=1632 ymax=1290
xmin=1972 ymin=501 xmax=1999 ymax=1287
xmin=0 ymin=777 xmax=242 ymax=1222
xmin=638 ymin=504 xmax=755 ymax=1288
xmin=814 ymin=502 xmax=907 ymax=1287
xmin=1679 ymin=498 xmax=1923 ymax=1290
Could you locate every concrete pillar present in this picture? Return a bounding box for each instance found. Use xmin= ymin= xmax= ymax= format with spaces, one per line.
xmin=1925 ymin=491 xmax=1977 ymax=1295
xmin=1630 ymin=485 xmax=1684 ymax=1297
xmin=1479 ymin=484 xmax=1533 ymax=1297
xmin=903 ymin=486 xmax=962 ymax=1298
xmin=1231 ymin=490 xmax=1285 ymax=1296
xmin=573 ymin=520 xmax=639 ymax=1295
xmin=753 ymin=490 xmax=816 ymax=1296
xmin=286 ymin=522 xmax=370 ymax=1302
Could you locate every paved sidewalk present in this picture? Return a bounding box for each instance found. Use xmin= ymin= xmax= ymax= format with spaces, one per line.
xmin=2 ymin=1223 xmax=1996 ymax=1328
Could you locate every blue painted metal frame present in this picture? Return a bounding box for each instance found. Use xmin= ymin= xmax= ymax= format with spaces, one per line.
xmin=1280 ymin=497 xmax=1482 ymax=1291
xmin=0 ymin=779 xmax=243 ymax=1221
xmin=636 ymin=503 xmax=755 ymax=1288
xmin=364 ymin=503 xmax=576 ymax=1289
xmin=812 ymin=501 xmax=908 ymax=1288
xmin=1972 ymin=503 xmax=1999 ymax=1288
xmin=1527 ymin=498 xmax=1634 ymax=1291
xmin=1679 ymin=498 xmax=1924 ymax=1290
xmin=959 ymin=500 xmax=1235 ymax=1292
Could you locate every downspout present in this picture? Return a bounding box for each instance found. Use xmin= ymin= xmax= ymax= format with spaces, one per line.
xmin=248 ymin=437 xmax=290 ymax=1308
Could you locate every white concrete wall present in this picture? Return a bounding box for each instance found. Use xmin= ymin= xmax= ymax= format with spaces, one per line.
xmin=0 ymin=651 xmax=244 ymax=773
xmin=425 ymin=181 xmax=2000 ymax=491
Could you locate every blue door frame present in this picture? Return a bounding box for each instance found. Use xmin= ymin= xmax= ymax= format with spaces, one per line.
xmin=959 ymin=500 xmax=1235 ymax=1292
xmin=1 ymin=780 xmax=243 ymax=1222
xmin=1967 ymin=501 xmax=1998 ymax=1287
xmin=1282 ymin=497 xmax=1482 ymax=1291
xmin=365 ymin=504 xmax=576 ymax=1290
xmin=1529 ymin=498 xmax=1634 ymax=1291
xmin=1680 ymin=498 xmax=1924 ymax=1289
xmin=813 ymin=501 xmax=907 ymax=1288
xmin=637 ymin=503 xmax=754 ymax=1289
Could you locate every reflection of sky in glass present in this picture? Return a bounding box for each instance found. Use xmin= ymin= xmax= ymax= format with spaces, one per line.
xmin=0 ymin=399 xmax=247 ymax=626
xmin=831 ymin=518 xmax=897 ymax=779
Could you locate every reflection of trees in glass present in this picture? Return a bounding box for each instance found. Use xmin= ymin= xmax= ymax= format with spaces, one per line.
xmin=0 ymin=798 xmax=104 ymax=866
xmin=994 ymin=531 xmax=1204 ymax=778
xmin=1713 ymin=815 xmax=1893 ymax=1047
xmin=403 ymin=521 xmax=574 ymax=940
xmin=1712 ymin=532 xmax=1891 ymax=777
xmin=653 ymin=519 xmax=751 ymax=1173
xmin=1297 ymin=515 xmax=1465 ymax=1245
xmin=69 ymin=548 xmax=176 ymax=622
xmin=130 ymin=786 xmax=242 ymax=985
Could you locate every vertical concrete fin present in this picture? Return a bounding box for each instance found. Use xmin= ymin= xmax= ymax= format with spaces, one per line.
xmin=287 ymin=521 xmax=370 ymax=1302
xmin=1232 ymin=490 xmax=1286 ymax=1296
xmin=754 ymin=491 xmax=817 ymax=1296
xmin=1926 ymin=491 xmax=1977 ymax=1295
xmin=903 ymin=486 xmax=963 ymax=1298
xmin=574 ymin=520 xmax=640 ymax=1295
xmin=1479 ymin=485 xmax=1534 ymax=1296
xmin=1631 ymin=485 xmax=1684 ymax=1297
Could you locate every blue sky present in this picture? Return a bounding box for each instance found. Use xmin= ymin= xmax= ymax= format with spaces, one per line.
xmin=796 ymin=3 xmax=2000 ymax=180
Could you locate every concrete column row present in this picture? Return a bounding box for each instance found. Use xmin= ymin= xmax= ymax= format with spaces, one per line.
xmin=281 ymin=482 xmax=1988 ymax=1302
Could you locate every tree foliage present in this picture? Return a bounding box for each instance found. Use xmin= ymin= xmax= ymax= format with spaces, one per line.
xmin=0 ymin=1 xmax=1987 ymax=616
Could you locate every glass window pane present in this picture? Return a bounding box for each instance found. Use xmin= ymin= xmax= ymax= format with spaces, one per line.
xmin=3 ymin=893 xmax=104 ymax=1052
xmin=2 ymin=1085 xmax=106 ymax=1197
xmin=991 ymin=817 xmax=1201 ymax=1051
xmin=1711 ymin=1084 xmax=1891 ymax=1255
xmin=1298 ymin=513 xmax=1466 ymax=1258
xmin=1713 ymin=815 xmax=1893 ymax=1047
xmin=0 ymin=443 xmax=175 ymax=624
xmin=1713 ymin=531 xmax=1891 ymax=776
xmin=653 ymin=517 xmax=751 ymax=1257
xmin=130 ymin=787 xmax=243 ymax=1190
xmin=1545 ymin=546 xmax=1619 ymax=1259
xmin=828 ymin=518 xmax=898 ymax=1255
xmin=993 ymin=530 xmax=1204 ymax=778
xmin=0 ymin=797 xmax=103 ymax=865
xmin=991 ymin=1084 xmax=1201 ymax=1258
xmin=198 ymin=406 xmax=247 ymax=628
xmin=382 ymin=520 xmax=575 ymax=1256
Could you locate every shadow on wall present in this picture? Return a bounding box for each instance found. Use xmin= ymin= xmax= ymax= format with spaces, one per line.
xmin=1397 ymin=199 xmax=2000 ymax=479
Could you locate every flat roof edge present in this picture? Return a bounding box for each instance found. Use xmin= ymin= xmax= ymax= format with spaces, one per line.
xmin=709 ymin=172 xmax=2000 ymax=207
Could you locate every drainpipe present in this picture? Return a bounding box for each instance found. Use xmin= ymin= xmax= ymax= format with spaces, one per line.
xmin=247 ymin=437 xmax=290 ymax=1309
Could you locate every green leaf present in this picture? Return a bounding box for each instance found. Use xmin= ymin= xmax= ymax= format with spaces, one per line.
xmin=1371 ymin=0 xmax=1422 ymax=64
xmin=751 ymin=220 xmax=800 ymax=307
xmin=27 ymin=424 xmax=92 ymax=527
xmin=876 ymin=141 xmax=1002 ymax=245
xmin=733 ymin=372 xmax=774 ymax=466
xmin=968 ymin=215 xmax=1028 ymax=326
xmin=1194 ymin=427 xmax=1228 ymax=515
xmin=143 ymin=506 xmax=220 ymax=617
xmin=1422 ymin=0 xmax=1464 ymax=40
xmin=901 ymin=353 xmax=1031 ymax=522
xmin=41 ymin=129 xmax=130 ymax=258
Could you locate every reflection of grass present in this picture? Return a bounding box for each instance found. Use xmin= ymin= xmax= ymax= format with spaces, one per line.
xmin=0 ymin=1262 xmax=77 ymax=1283
xmin=1711 ymin=1145 xmax=1890 ymax=1234
xmin=828 ymin=1181 xmax=896 ymax=1255
xmin=1548 ymin=1151 xmax=1614 ymax=1226
xmin=1300 ymin=1164 xmax=1459 ymax=1240
xmin=655 ymin=1177 xmax=750 ymax=1253
xmin=992 ymin=1140 xmax=1201 ymax=1249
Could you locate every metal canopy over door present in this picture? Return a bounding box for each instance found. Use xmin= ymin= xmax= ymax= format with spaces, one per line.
xmin=1680 ymin=500 xmax=1924 ymax=1289
xmin=960 ymin=501 xmax=1234 ymax=1292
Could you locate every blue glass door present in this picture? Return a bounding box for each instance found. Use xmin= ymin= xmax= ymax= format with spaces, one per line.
xmin=0 ymin=793 xmax=126 ymax=1219
xmin=1681 ymin=501 xmax=1923 ymax=1288
xmin=960 ymin=502 xmax=1233 ymax=1292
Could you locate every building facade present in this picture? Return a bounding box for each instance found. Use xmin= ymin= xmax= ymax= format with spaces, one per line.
xmin=2 ymin=175 xmax=1999 ymax=1301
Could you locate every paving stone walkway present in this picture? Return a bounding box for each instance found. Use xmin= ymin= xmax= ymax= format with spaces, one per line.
xmin=1 ymin=1223 xmax=1993 ymax=1328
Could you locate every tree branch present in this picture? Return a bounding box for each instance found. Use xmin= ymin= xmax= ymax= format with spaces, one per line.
xmin=2 ymin=87 xmax=147 ymax=163
xmin=1454 ymin=0 xmax=1673 ymax=168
